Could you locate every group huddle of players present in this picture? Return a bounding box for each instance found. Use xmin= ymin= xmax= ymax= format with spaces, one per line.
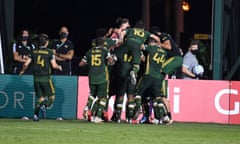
xmin=80 ymin=17 xmax=183 ymax=124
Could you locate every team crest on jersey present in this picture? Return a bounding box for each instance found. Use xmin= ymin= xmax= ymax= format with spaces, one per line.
xmin=64 ymin=45 xmax=69 ymax=48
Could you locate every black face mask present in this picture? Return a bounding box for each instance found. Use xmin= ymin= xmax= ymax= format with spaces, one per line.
xmin=59 ymin=32 xmax=68 ymax=39
xmin=191 ymin=49 xmax=199 ymax=55
xmin=21 ymin=36 xmax=29 ymax=41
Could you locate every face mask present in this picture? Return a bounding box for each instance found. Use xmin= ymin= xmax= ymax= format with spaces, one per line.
xmin=21 ymin=36 xmax=29 ymax=41
xmin=191 ymin=49 xmax=199 ymax=55
xmin=59 ymin=32 xmax=68 ymax=39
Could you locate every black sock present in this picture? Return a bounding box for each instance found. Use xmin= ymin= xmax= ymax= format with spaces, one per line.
xmin=167 ymin=112 xmax=172 ymax=120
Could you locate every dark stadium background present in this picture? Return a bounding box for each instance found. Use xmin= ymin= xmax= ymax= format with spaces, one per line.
xmin=14 ymin=0 xmax=212 ymax=75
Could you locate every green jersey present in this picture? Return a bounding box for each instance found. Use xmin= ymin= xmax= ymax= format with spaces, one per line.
xmin=31 ymin=48 xmax=54 ymax=82
xmin=125 ymin=28 xmax=151 ymax=44
xmin=144 ymin=45 xmax=167 ymax=79
xmin=113 ymin=43 xmax=132 ymax=76
xmin=123 ymin=28 xmax=151 ymax=65
xmin=82 ymin=46 xmax=111 ymax=84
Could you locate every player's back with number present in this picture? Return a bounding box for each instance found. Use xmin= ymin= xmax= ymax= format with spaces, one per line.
xmin=144 ymin=44 xmax=167 ymax=78
xmin=125 ymin=28 xmax=150 ymax=44
xmin=32 ymin=48 xmax=54 ymax=76
xmin=86 ymin=47 xmax=109 ymax=73
xmin=82 ymin=38 xmax=111 ymax=84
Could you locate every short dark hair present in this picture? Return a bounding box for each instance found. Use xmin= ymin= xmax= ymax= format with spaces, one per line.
xmin=38 ymin=34 xmax=49 ymax=46
xmin=95 ymin=37 xmax=105 ymax=47
xmin=116 ymin=17 xmax=129 ymax=28
xmin=189 ymin=39 xmax=199 ymax=47
xmin=135 ymin=20 xmax=145 ymax=29
xmin=17 ymin=28 xmax=29 ymax=41
xmin=149 ymin=25 xmax=160 ymax=36
xmin=95 ymin=28 xmax=107 ymax=37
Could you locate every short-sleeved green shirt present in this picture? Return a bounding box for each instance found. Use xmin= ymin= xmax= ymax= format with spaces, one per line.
xmin=124 ymin=28 xmax=151 ymax=64
xmin=31 ymin=47 xmax=55 ymax=97
xmin=32 ymin=48 xmax=54 ymax=82
xmin=125 ymin=28 xmax=151 ymax=44
xmin=136 ymin=45 xmax=167 ymax=97
xmin=82 ymin=46 xmax=110 ymax=84
xmin=144 ymin=45 xmax=167 ymax=78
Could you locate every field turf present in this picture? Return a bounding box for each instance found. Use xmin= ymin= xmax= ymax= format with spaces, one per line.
xmin=0 ymin=118 xmax=240 ymax=144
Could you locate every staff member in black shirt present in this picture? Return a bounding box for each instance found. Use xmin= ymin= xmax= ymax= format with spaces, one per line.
xmin=51 ymin=26 xmax=74 ymax=75
xmin=12 ymin=28 xmax=35 ymax=74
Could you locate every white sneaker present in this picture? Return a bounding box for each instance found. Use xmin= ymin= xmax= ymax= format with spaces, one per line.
xmin=33 ymin=114 xmax=39 ymax=121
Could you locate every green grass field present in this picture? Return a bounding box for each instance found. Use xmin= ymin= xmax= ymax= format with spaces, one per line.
xmin=1 ymin=119 xmax=240 ymax=144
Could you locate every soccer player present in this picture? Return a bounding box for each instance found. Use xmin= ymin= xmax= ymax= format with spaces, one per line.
xmin=19 ymin=34 xmax=62 ymax=121
xmin=150 ymin=26 xmax=183 ymax=124
xmin=108 ymin=17 xmax=132 ymax=122
xmin=111 ymin=48 xmax=136 ymax=123
xmin=121 ymin=20 xmax=161 ymax=85
xmin=91 ymin=27 xmax=122 ymax=121
xmin=51 ymin=26 xmax=74 ymax=75
xmin=110 ymin=17 xmax=130 ymax=48
xmin=133 ymin=37 xmax=168 ymax=124
xmin=79 ymin=37 xmax=113 ymax=123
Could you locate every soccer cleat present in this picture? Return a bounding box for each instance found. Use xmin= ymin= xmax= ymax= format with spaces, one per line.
xmin=159 ymin=119 xmax=163 ymax=125
xmin=140 ymin=116 xmax=148 ymax=124
xmin=117 ymin=119 xmax=121 ymax=123
xmin=163 ymin=115 xmax=170 ymax=122
xmin=163 ymin=116 xmax=173 ymax=125
xmin=150 ymin=118 xmax=160 ymax=125
xmin=33 ymin=114 xmax=39 ymax=121
xmin=21 ymin=116 xmax=29 ymax=120
xmin=128 ymin=118 xmax=132 ymax=124
xmin=162 ymin=115 xmax=173 ymax=125
xmin=130 ymin=71 xmax=137 ymax=85
xmin=94 ymin=117 xmax=104 ymax=124
xmin=40 ymin=104 xmax=46 ymax=119
xmin=89 ymin=116 xmax=95 ymax=123
xmin=56 ymin=117 xmax=63 ymax=121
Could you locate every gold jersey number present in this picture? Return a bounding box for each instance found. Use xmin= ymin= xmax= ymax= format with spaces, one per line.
xmin=91 ymin=54 xmax=101 ymax=66
xmin=37 ymin=55 xmax=45 ymax=67
xmin=153 ymin=53 xmax=165 ymax=64
xmin=133 ymin=29 xmax=145 ymax=37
